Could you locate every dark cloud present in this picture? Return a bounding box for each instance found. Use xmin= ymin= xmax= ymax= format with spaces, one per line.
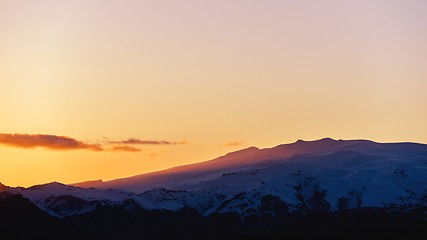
xmin=110 ymin=138 xmax=187 ymax=145
xmin=109 ymin=145 xmax=141 ymax=152
xmin=0 ymin=133 xmax=102 ymax=151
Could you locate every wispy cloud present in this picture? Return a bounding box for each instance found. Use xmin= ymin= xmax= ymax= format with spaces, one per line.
xmin=109 ymin=145 xmax=142 ymax=152
xmin=0 ymin=133 xmax=102 ymax=151
xmin=0 ymin=133 xmax=187 ymax=154
xmin=110 ymin=138 xmax=187 ymax=145
xmin=223 ymin=141 xmax=242 ymax=147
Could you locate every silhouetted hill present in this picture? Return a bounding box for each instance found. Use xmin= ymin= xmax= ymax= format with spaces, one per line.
xmin=1 ymin=192 xmax=426 ymax=240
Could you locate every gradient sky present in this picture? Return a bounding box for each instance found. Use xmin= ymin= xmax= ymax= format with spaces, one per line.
xmin=1 ymin=0 xmax=426 ymax=187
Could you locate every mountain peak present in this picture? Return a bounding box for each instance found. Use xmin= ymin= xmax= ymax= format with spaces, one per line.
xmin=295 ymin=138 xmax=336 ymax=144
xmin=28 ymin=181 xmax=68 ymax=190
xmin=46 ymin=181 xmax=67 ymax=187
xmin=319 ymin=137 xmax=335 ymax=142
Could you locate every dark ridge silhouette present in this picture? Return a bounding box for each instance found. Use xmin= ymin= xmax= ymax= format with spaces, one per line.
xmin=0 ymin=192 xmax=426 ymax=240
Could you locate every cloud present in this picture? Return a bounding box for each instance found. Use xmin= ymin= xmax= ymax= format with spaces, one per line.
xmin=223 ymin=141 xmax=242 ymax=147
xmin=0 ymin=133 xmax=102 ymax=151
xmin=109 ymin=145 xmax=141 ymax=152
xmin=0 ymin=133 xmax=185 ymax=153
xmin=110 ymin=138 xmax=187 ymax=145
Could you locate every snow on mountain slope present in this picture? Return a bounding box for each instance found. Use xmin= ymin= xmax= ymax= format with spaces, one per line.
xmin=72 ymin=138 xmax=427 ymax=193
xmin=72 ymin=145 xmax=263 ymax=192
xmin=2 ymin=138 xmax=427 ymax=218
xmin=6 ymin=182 xmax=136 ymax=217
xmin=186 ymin=149 xmax=427 ymax=215
xmin=5 ymin=182 xmax=191 ymax=217
xmin=76 ymin=139 xmax=427 ymax=216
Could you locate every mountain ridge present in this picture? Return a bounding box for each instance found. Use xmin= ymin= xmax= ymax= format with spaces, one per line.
xmin=71 ymin=138 xmax=426 ymax=192
xmin=1 ymin=138 xmax=427 ymax=219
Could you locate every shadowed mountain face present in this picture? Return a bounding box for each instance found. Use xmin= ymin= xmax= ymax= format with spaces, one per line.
xmin=72 ymin=138 xmax=427 ymax=193
xmin=77 ymin=138 xmax=345 ymax=191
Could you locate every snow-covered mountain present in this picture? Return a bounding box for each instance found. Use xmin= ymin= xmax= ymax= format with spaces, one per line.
xmin=2 ymin=138 xmax=427 ymax=218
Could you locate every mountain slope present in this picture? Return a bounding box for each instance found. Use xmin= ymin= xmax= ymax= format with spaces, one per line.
xmin=72 ymin=145 xmax=262 ymax=191
xmin=72 ymin=138 xmax=427 ymax=194
xmin=2 ymin=138 xmax=426 ymax=219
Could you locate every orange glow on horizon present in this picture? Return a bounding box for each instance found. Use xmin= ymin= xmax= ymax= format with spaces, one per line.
xmin=1 ymin=0 xmax=426 ymax=187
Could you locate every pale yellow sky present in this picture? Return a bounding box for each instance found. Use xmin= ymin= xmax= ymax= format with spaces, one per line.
xmin=0 ymin=0 xmax=426 ymax=187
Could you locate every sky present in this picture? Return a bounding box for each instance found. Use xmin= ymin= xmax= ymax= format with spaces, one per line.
xmin=1 ymin=0 xmax=426 ymax=187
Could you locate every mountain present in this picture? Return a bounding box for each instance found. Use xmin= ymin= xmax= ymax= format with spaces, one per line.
xmin=1 ymin=138 xmax=427 ymax=239
xmin=71 ymin=145 xmax=262 ymax=192
xmin=2 ymin=138 xmax=426 ymax=217
xmin=71 ymin=138 xmax=391 ymax=192
xmin=73 ymin=138 xmax=427 ymax=197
